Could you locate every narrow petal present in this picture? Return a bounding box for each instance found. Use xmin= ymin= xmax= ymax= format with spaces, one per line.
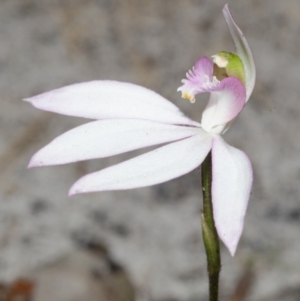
xmin=69 ymin=133 xmax=212 ymax=195
xmin=201 ymin=77 xmax=246 ymax=133
xmin=223 ymin=5 xmax=256 ymax=101
xmin=211 ymin=136 xmax=252 ymax=256
xmin=24 ymin=81 xmax=199 ymax=126
xmin=29 ymin=119 xmax=201 ymax=167
xmin=177 ymin=57 xmax=215 ymax=102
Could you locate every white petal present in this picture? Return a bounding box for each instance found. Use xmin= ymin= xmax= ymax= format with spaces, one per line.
xmin=69 ymin=133 xmax=212 ymax=195
xmin=29 ymin=119 xmax=201 ymax=167
xmin=223 ymin=5 xmax=256 ymax=101
xmin=25 ymin=81 xmax=199 ymax=126
xmin=211 ymin=136 xmax=252 ymax=256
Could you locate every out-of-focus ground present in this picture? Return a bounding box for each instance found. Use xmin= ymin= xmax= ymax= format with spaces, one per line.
xmin=0 ymin=0 xmax=300 ymax=300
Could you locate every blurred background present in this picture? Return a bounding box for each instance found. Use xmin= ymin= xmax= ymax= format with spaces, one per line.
xmin=0 ymin=0 xmax=300 ymax=300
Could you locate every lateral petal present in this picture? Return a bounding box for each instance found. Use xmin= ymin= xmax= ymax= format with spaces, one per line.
xmin=223 ymin=5 xmax=256 ymax=101
xmin=24 ymin=81 xmax=198 ymax=126
xmin=211 ymin=136 xmax=252 ymax=256
xmin=29 ymin=119 xmax=201 ymax=167
xmin=69 ymin=134 xmax=212 ymax=195
xmin=201 ymin=77 xmax=246 ymax=133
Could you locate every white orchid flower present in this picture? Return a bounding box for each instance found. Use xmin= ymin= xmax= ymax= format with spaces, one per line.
xmin=25 ymin=5 xmax=255 ymax=256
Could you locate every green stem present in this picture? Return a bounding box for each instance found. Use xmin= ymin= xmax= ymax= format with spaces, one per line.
xmin=201 ymin=151 xmax=221 ymax=301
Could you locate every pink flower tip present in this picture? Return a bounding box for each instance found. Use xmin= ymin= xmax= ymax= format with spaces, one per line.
xmin=27 ymin=159 xmax=38 ymax=169
xmin=228 ymin=243 xmax=238 ymax=257
xmin=68 ymin=185 xmax=84 ymax=196
xmin=23 ymin=98 xmax=33 ymax=103
xmin=27 ymin=154 xmax=47 ymax=168
xmin=68 ymin=190 xmax=76 ymax=197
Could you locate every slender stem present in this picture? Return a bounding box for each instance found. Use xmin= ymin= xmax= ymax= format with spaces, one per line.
xmin=201 ymin=151 xmax=221 ymax=301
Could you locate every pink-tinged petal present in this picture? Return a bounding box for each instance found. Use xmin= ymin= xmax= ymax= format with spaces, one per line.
xmin=223 ymin=5 xmax=256 ymax=101
xmin=29 ymin=119 xmax=201 ymax=167
xmin=69 ymin=133 xmax=212 ymax=195
xmin=177 ymin=57 xmax=215 ymax=103
xmin=24 ymin=81 xmax=199 ymax=127
xmin=211 ymin=136 xmax=252 ymax=256
xmin=201 ymin=77 xmax=246 ymax=133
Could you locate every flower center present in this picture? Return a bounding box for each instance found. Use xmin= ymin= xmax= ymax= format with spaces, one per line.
xmin=212 ymin=51 xmax=245 ymax=84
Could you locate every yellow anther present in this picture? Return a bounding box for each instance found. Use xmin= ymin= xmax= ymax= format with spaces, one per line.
xmin=182 ymin=92 xmax=195 ymax=103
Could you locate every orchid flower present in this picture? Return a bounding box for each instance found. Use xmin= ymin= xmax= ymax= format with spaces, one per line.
xmin=25 ymin=5 xmax=255 ymax=256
